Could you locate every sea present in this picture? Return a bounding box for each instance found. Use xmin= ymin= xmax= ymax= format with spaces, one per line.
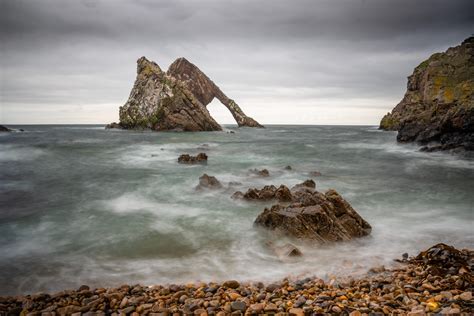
xmin=0 ymin=125 xmax=473 ymax=295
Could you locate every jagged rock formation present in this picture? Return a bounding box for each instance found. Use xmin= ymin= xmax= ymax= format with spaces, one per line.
xmin=168 ymin=58 xmax=263 ymax=128
xmin=109 ymin=57 xmax=262 ymax=131
xmin=232 ymin=180 xmax=371 ymax=242
xmin=380 ymin=37 xmax=474 ymax=151
xmin=254 ymin=186 xmax=372 ymax=242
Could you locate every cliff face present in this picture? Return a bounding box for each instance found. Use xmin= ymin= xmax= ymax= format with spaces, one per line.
xmin=113 ymin=57 xmax=262 ymax=131
xmin=380 ymin=37 xmax=474 ymax=151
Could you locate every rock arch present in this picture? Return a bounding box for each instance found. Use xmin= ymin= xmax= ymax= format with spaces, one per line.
xmin=167 ymin=57 xmax=263 ymax=128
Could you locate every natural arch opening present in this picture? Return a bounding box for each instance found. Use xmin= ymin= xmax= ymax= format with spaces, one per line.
xmin=206 ymin=98 xmax=236 ymax=126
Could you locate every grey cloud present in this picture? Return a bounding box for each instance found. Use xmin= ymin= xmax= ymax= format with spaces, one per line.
xmin=1 ymin=0 xmax=473 ymax=124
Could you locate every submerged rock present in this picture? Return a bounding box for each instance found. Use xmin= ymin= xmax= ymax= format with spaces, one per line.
xmin=105 ymin=122 xmax=123 ymax=129
xmin=109 ymin=57 xmax=262 ymax=131
xmin=196 ymin=174 xmax=222 ymax=190
xmin=267 ymin=241 xmax=303 ymax=259
xmin=177 ymin=153 xmax=208 ymax=164
xmin=309 ymin=171 xmax=322 ymax=177
xmin=380 ymin=37 xmax=474 ymax=151
xmin=249 ymin=168 xmax=270 ymax=177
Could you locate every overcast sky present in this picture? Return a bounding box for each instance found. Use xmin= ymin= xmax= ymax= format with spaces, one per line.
xmin=1 ymin=0 xmax=473 ymax=125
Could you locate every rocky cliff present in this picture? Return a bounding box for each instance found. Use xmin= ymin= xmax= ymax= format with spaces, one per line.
xmin=380 ymin=37 xmax=474 ymax=151
xmin=109 ymin=57 xmax=262 ymax=131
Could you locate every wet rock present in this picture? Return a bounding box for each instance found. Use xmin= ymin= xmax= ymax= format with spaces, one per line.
xmin=459 ymin=291 xmax=472 ymax=301
xmin=266 ymin=283 xmax=280 ymax=292
xmin=249 ymin=303 xmax=264 ymax=312
xmin=275 ymin=185 xmax=292 ymax=202
xmin=233 ymin=185 xmax=292 ymax=202
xmin=284 ymin=165 xmax=292 ymax=170
xmin=409 ymin=243 xmax=473 ymax=281
xmin=289 ymin=308 xmax=304 ymax=316
xmin=222 ymin=280 xmax=240 ymax=289
xmin=267 ymin=242 xmax=303 ymax=259
xmin=3 ymin=243 xmax=472 ymax=315
xmin=178 ymin=153 xmax=208 ymax=164
xmin=0 ymin=125 xmax=12 ymax=132
xmin=254 ymin=189 xmax=372 ymax=242
xmin=230 ymin=301 xmax=246 ymax=312
xmin=249 ymin=168 xmax=270 ymax=177
xmin=78 ymin=285 xmax=90 ymax=291
xmin=294 ymin=296 xmax=306 ymax=307
xmin=195 ymin=174 xmax=222 ymax=190
xmin=231 ymin=191 xmax=245 ymax=199
xmin=105 ymin=122 xmax=122 ymax=129
xmin=291 ymin=179 xmax=316 ymax=191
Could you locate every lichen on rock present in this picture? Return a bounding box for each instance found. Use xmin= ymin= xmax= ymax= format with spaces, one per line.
xmin=380 ymin=37 xmax=474 ymax=151
xmin=109 ymin=56 xmax=262 ymax=131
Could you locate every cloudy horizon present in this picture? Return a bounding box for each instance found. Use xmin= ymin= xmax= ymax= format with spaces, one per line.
xmin=1 ymin=0 xmax=473 ymax=125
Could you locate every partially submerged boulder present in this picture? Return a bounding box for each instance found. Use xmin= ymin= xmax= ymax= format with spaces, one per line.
xmin=0 ymin=125 xmax=12 ymax=132
xmin=309 ymin=171 xmax=322 ymax=177
xmin=241 ymin=180 xmax=371 ymax=243
xmin=196 ymin=174 xmax=222 ymax=190
xmin=266 ymin=241 xmax=303 ymax=260
xmin=254 ymin=189 xmax=371 ymax=242
xmin=249 ymin=168 xmax=270 ymax=177
xmin=177 ymin=153 xmax=208 ymax=164
xmin=105 ymin=122 xmax=123 ymax=129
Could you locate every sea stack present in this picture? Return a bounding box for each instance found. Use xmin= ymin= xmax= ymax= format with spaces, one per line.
xmin=108 ymin=57 xmax=263 ymax=131
xmin=380 ymin=37 xmax=474 ymax=151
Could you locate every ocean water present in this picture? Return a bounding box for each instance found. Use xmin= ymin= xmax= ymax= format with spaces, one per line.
xmin=0 ymin=125 xmax=473 ymax=295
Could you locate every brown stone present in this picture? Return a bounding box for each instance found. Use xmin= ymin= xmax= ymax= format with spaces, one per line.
xmin=178 ymin=153 xmax=208 ymax=164
xmin=195 ymin=174 xmax=222 ymax=190
xmin=254 ymin=189 xmax=371 ymax=242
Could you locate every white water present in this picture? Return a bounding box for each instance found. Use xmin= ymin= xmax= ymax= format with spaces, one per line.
xmin=0 ymin=125 xmax=472 ymax=295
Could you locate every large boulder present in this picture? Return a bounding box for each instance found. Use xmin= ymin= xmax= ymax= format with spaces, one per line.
xmin=253 ymin=182 xmax=372 ymax=242
xmin=380 ymin=37 xmax=474 ymax=151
